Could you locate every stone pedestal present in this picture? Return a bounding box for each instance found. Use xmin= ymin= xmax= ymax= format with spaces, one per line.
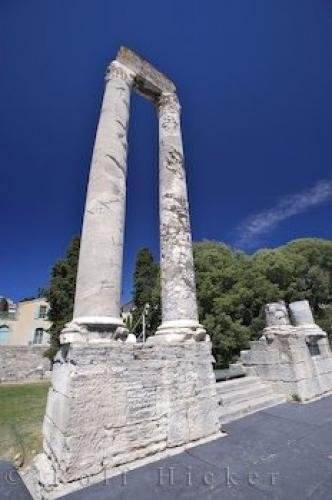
xmin=240 ymin=300 xmax=332 ymax=401
xmin=28 ymin=341 xmax=220 ymax=499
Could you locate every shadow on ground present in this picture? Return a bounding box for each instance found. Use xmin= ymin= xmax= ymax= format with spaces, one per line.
xmin=1 ymin=396 xmax=332 ymax=499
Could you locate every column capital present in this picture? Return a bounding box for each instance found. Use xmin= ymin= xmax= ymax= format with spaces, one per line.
xmin=156 ymin=92 xmax=181 ymax=114
xmin=105 ymin=60 xmax=135 ymax=86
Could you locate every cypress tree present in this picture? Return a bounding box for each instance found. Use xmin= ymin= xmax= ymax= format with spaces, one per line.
xmin=44 ymin=236 xmax=80 ymax=360
xmin=132 ymin=248 xmax=160 ymax=337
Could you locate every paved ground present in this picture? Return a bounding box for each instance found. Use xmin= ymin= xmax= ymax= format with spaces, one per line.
xmin=1 ymin=396 xmax=332 ymax=499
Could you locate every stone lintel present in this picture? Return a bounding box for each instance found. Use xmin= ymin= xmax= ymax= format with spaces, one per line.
xmin=116 ymin=46 xmax=176 ymax=99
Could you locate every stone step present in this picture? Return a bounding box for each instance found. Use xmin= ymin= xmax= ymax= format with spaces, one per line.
xmin=216 ymin=376 xmax=261 ymax=394
xmin=219 ymin=394 xmax=286 ymax=424
xmin=218 ymin=383 xmax=274 ymax=407
xmin=214 ymin=363 xmax=246 ymax=382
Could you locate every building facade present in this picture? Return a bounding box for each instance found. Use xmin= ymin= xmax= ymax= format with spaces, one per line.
xmin=0 ymin=297 xmax=51 ymax=346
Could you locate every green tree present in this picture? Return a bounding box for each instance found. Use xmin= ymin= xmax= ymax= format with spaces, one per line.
xmin=194 ymin=238 xmax=332 ymax=367
xmin=44 ymin=236 xmax=80 ymax=360
xmin=194 ymin=242 xmax=253 ymax=367
xmin=132 ymin=248 xmax=160 ymax=337
xmin=44 ymin=236 xmax=332 ymax=367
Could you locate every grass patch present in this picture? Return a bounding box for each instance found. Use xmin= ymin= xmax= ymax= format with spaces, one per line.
xmin=0 ymin=382 xmax=50 ymax=467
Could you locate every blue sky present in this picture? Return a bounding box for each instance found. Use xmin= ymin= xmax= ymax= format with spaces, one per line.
xmin=1 ymin=0 xmax=331 ymax=303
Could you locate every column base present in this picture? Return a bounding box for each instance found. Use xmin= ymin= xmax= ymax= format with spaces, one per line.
xmin=148 ymin=319 xmax=207 ymax=344
xmin=60 ymin=317 xmax=135 ymax=345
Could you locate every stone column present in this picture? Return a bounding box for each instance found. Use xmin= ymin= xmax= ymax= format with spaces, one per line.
xmin=154 ymin=93 xmax=205 ymax=342
xmin=289 ymin=300 xmax=315 ymax=326
xmin=72 ymin=61 xmax=135 ymax=333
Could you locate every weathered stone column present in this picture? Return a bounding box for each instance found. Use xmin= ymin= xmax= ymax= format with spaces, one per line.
xmin=153 ymin=93 xmax=205 ymax=342
xmin=72 ymin=61 xmax=135 ymax=334
xmin=28 ymin=49 xmax=221 ymax=500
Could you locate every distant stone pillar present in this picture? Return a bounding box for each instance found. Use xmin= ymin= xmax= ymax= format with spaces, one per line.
xmin=154 ymin=93 xmax=205 ymax=341
xmin=264 ymin=302 xmax=291 ymax=328
xmin=289 ymin=300 xmax=315 ymax=326
xmin=72 ymin=61 xmax=134 ymax=332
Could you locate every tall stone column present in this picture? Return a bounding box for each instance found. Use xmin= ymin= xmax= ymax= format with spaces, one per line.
xmin=154 ymin=93 xmax=205 ymax=342
xmin=29 ymin=50 xmax=221 ymax=500
xmin=71 ymin=61 xmax=135 ymax=335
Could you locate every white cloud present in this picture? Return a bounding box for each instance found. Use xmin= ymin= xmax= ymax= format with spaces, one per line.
xmin=235 ymin=179 xmax=332 ymax=249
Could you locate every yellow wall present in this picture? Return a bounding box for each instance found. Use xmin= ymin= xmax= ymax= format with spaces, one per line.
xmin=1 ymin=298 xmax=52 ymax=346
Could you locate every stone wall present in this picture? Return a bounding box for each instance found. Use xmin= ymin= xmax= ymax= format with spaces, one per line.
xmin=241 ymin=333 xmax=332 ymax=401
xmin=240 ymin=300 xmax=332 ymax=402
xmin=29 ymin=341 xmax=220 ymax=498
xmin=0 ymin=346 xmax=51 ymax=383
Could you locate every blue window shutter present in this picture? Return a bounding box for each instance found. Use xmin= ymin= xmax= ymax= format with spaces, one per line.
xmin=31 ymin=330 xmax=35 ymax=345
xmin=34 ymin=305 xmax=40 ymax=319
xmin=0 ymin=326 xmax=10 ymax=345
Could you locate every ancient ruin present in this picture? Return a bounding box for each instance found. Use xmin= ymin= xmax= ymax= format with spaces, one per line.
xmin=240 ymin=300 xmax=332 ymax=401
xmin=62 ymin=46 xmax=206 ymax=345
xmin=27 ymin=47 xmax=220 ymax=498
xmin=25 ymin=47 xmax=332 ymax=499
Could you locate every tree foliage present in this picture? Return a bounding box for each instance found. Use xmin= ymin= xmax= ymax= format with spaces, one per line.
xmin=44 ymin=236 xmax=80 ymax=360
xmin=132 ymin=248 xmax=160 ymax=337
xmin=194 ymin=238 xmax=332 ymax=367
xmin=44 ymin=236 xmax=332 ymax=367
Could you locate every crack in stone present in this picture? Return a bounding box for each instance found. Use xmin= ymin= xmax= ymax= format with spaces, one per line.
xmin=100 ymin=280 xmax=116 ymax=290
xmin=105 ymin=154 xmax=126 ymax=175
xmin=116 ymin=119 xmax=126 ymax=130
xmin=86 ymin=198 xmax=121 ymax=215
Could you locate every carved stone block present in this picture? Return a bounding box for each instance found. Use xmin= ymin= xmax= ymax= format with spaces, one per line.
xmin=289 ymin=300 xmax=315 ymax=326
xmin=264 ymin=301 xmax=290 ymax=327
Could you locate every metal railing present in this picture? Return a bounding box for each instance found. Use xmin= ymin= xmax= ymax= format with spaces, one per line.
xmin=129 ymin=304 xmax=150 ymax=342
